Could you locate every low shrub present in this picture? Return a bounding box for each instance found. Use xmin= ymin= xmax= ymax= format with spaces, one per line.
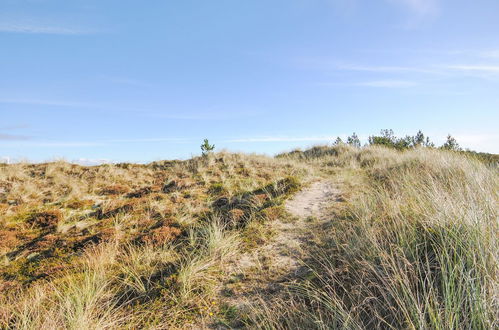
xmin=97 ymin=184 xmax=131 ymax=196
xmin=27 ymin=210 xmax=62 ymax=229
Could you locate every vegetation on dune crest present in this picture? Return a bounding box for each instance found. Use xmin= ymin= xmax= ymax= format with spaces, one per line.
xmin=0 ymin=138 xmax=497 ymax=328
xmin=327 ymin=129 xmax=498 ymax=165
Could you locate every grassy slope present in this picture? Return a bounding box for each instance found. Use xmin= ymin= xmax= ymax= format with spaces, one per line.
xmin=0 ymin=153 xmax=308 ymax=328
xmin=256 ymin=145 xmax=498 ymax=329
xmin=0 ymin=146 xmax=497 ymax=329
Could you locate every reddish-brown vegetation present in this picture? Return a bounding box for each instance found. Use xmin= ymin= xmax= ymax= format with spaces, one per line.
xmin=27 ymin=210 xmax=62 ymax=229
xmin=97 ymin=184 xmax=131 ymax=195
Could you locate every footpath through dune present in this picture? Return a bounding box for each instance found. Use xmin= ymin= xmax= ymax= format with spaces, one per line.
xmin=213 ymin=180 xmax=342 ymax=328
xmin=266 ymin=180 xmax=340 ymax=271
xmin=284 ymin=180 xmax=340 ymax=220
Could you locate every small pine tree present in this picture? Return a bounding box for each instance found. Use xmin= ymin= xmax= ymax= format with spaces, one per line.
xmin=200 ymin=139 xmax=215 ymax=156
xmin=380 ymin=129 xmax=395 ymax=140
xmin=368 ymin=129 xmax=435 ymax=150
xmin=413 ymin=130 xmax=425 ymax=146
xmin=412 ymin=130 xmax=434 ymax=148
xmin=425 ymin=136 xmax=435 ymax=148
xmin=346 ymin=133 xmax=361 ymax=148
xmin=333 ymin=137 xmax=343 ymax=145
xmin=441 ymin=134 xmax=460 ymax=151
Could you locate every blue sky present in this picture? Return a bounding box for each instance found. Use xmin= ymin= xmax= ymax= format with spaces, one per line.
xmin=1 ymin=0 xmax=498 ymax=163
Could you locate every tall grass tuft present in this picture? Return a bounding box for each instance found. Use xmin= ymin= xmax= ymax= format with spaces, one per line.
xmin=3 ymin=244 xmax=124 ymax=329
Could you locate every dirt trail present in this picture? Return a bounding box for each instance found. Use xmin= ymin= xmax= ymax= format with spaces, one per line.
xmin=266 ymin=180 xmax=340 ymax=271
xmin=285 ymin=180 xmax=340 ymax=220
xmin=217 ymin=180 xmax=341 ymax=326
xmin=267 ymin=180 xmax=340 ymax=269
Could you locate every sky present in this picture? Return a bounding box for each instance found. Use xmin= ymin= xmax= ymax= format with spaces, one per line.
xmin=1 ymin=0 xmax=498 ymax=164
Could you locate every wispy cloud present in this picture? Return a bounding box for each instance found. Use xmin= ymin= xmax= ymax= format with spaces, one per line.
xmin=0 ymin=98 xmax=103 ymax=108
xmin=337 ymin=64 xmax=438 ymax=74
xmin=3 ymin=137 xmax=194 ymax=148
xmin=0 ymin=21 xmax=94 ymax=35
xmin=355 ymin=80 xmax=418 ymax=87
xmin=295 ymin=55 xmax=499 ymax=82
xmin=446 ymin=65 xmax=499 ymax=74
xmin=0 ymin=124 xmax=30 ymax=130
xmin=0 ymin=123 xmax=32 ymax=141
xmin=339 ymin=63 xmax=499 ymax=78
xmin=316 ymin=80 xmax=418 ymax=88
xmin=0 ymin=133 xmax=31 ymax=141
xmin=295 ymin=57 xmax=440 ymax=74
xmin=0 ymin=98 xmax=259 ymax=120
xmin=4 ymin=135 xmax=335 ymax=146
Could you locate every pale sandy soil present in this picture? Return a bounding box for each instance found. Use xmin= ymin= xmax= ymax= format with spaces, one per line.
xmin=208 ymin=180 xmax=342 ymax=328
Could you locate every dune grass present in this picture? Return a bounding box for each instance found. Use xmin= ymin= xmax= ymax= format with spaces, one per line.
xmin=0 ymin=152 xmax=308 ymax=328
xmin=253 ymin=146 xmax=498 ymax=329
xmin=0 ymin=146 xmax=497 ymax=329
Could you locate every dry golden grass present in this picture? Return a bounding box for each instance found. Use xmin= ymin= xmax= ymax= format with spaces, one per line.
xmin=0 ymin=147 xmax=497 ymax=329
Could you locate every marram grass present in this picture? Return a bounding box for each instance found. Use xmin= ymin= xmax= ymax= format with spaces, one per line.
xmin=251 ymin=147 xmax=498 ymax=329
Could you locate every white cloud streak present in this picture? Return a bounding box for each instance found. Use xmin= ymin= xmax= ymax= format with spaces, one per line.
xmin=446 ymin=65 xmax=499 ymax=74
xmin=297 ymin=55 xmax=499 ymax=82
xmin=0 ymin=22 xmax=93 ymax=35
xmin=0 ymin=98 xmax=103 ymax=109
xmin=355 ymin=80 xmax=418 ymax=87
xmin=3 ymin=138 xmax=194 ymax=148
xmin=338 ymin=63 xmax=499 ymax=77
xmin=0 ymin=133 xmax=31 ymax=141
xmin=0 ymin=98 xmax=259 ymax=120
xmin=336 ymin=64 xmax=441 ymax=74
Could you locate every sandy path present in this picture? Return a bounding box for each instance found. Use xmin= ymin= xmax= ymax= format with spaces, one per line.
xmin=285 ymin=181 xmax=340 ymax=220
xmin=215 ymin=180 xmax=341 ymax=328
